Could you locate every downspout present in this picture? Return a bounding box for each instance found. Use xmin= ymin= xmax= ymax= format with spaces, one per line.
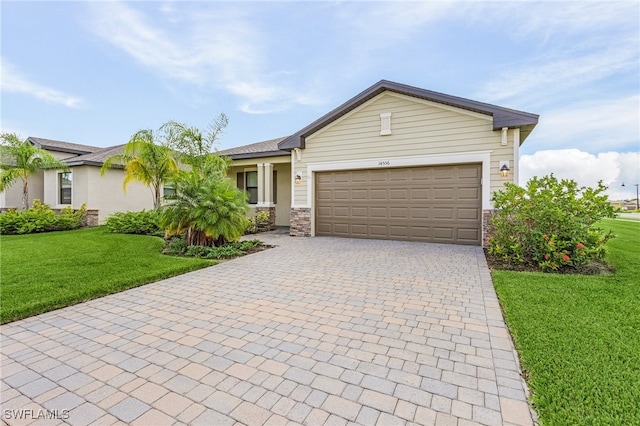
xmin=513 ymin=128 xmax=520 ymax=186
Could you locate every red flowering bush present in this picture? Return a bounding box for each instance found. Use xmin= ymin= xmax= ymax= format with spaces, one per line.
xmin=487 ymin=175 xmax=615 ymax=272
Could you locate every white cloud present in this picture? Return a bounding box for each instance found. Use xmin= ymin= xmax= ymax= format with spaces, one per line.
xmin=525 ymin=95 xmax=640 ymax=153
xmin=0 ymin=59 xmax=84 ymax=108
xmin=520 ymin=149 xmax=640 ymax=200
xmin=86 ymin=2 xmax=324 ymax=114
xmin=477 ymin=44 xmax=638 ymax=107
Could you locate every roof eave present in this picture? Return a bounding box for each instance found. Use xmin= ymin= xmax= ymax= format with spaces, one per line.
xmin=223 ymin=150 xmax=290 ymax=160
xmin=27 ymin=137 xmax=95 ymax=155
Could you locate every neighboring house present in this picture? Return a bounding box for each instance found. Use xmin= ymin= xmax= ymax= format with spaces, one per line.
xmin=220 ymin=80 xmax=539 ymax=246
xmin=0 ymin=137 xmax=155 ymax=221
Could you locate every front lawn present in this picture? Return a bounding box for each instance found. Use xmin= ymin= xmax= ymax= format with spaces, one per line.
xmin=0 ymin=227 xmax=213 ymax=324
xmin=493 ymin=219 xmax=640 ymax=425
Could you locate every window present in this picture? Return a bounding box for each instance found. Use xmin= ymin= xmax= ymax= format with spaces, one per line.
xmin=246 ymin=171 xmax=258 ymax=204
xmin=237 ymin=170 xmax=277 ymax=204
xmin=59 ymin=172 xmax=72 ymax=205
xmin=163 ymin=184 xmax=176 ymax=197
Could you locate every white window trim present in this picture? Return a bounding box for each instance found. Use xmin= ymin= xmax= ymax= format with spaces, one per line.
xmin=58 ymin=171 xmax=72 ymax=207
xmin=243 ymin=168 xmax=258 ymax=205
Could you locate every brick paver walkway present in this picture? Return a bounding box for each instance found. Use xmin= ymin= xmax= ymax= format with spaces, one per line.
xmin=1 ymin=234 xmax=535 ymax=425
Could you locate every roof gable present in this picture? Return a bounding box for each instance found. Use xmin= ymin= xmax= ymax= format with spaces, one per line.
xmin=278 ymin=80 xmax=539 ymax=150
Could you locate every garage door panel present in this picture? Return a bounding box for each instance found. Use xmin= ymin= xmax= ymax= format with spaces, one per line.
xmin=389 ymin=189 xmax=409 ymax=200
xmin=411 ymin=207 xmax=431 ymax=219
xmin=351 ymin=189 xmax=368 ymax=200
xmin=458 ymin=208 xmax=480 ymax=220
xmin=370 ymin=189 xmax=387 ymax=200
xmin=390 ymin=207 xmax=408 ymax=218
xmin=316 ymin=164 xmax=481 ymax=245
xmin=410 ymin=188 xmax=430 ymax=200
xmin=317 ymin=206 xmax=332 ymax=217
xmin=458 ymin=228 xmax=480 ymax=242
xmin=351 ymin=207 xmax=368 ymax=217
xmin=433 ymin=227 xmax=454 ymax=239
xmin=433 ymin=188 xmax=455 ymax=200
xmin=333 ymin=206 xmax=350 ymax=217
xmin=433 ymin=208 xmax=454 ymax=219
xmin=370 ymin=207 xmax=387 ymax=218
xmin=458 ymin=165 xmax=481 ymax=179
xmin=458 ymin=187 xmax=481 ymax=199
xmin=351 ymin=224 xmax=369 ymax=235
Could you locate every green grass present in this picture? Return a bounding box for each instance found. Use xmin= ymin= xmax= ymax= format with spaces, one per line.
xmin=492 ymin=219 xmax=640 ymax=425
xmin=0 ymin=227 xmax=214 ymax=324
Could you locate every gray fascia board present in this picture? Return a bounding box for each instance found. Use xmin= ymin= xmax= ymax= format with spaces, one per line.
xmin=65 ymin=160 xmax=114 ymax=168
xmin=278 ymin=80 xmax=539 ymax=150
xmin=223 ymin=150 xmax=290 ymax=160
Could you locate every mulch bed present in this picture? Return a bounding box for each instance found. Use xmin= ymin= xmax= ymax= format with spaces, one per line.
xmin=484 ymin=249 xmax=615 ymax=275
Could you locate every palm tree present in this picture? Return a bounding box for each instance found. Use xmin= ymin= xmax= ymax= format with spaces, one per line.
xmin=101 ymin=129 xmax=179 ymax=209
xmin=161 ymin=113 xmax=228 ymax=170
xmin=0 ymin=133 xmax=69 ymax=210
xmin=161 ymin=161 xmax=249 ymax=247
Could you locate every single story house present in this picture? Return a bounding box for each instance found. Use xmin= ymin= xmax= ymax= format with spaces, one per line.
xmin=2 ymin=80 xmax=538 ymax=244
xmin=0 ymin=138 xmax=155 ymax=221
xmin=220 ymin=80 xmax=538 ymax=245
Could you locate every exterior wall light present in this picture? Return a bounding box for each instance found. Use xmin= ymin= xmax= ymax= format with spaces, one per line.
xmin=295 ymin=172 xmax=302 ymax=184
xmin=499 ymin=161 xmax=510 ymax=177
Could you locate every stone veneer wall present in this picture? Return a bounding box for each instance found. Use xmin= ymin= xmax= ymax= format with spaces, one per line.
xmin=482 ymin=209 xmax=497 ymax=248
xmin=254 ymin=206 xmax=276 ymax=232
xmin=290 ymin=208 xmax=311 ymax=237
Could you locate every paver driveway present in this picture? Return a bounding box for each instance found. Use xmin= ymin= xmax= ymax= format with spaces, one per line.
xmin=1 ymin=234 xmax=534 ymax=426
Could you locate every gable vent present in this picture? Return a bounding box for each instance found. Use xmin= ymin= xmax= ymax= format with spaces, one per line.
xmin=380 ymin=113 xmax=392 ymax=135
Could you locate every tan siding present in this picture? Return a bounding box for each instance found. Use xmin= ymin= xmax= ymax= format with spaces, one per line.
xmin=295 ymin=92 xmax=515 ymax=206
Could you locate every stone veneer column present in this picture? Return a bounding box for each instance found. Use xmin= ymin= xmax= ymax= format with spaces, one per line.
xmin=254 ymin=206 xmax=276 ymax=232
xmin=482 ymin=209 xmax=497 ymax=248
xmin=289 ymin=208 xmax=311 ymax=237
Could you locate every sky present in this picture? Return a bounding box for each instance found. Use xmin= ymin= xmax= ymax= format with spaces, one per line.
xmin=1 ymin=1 xmax=639 ymax=200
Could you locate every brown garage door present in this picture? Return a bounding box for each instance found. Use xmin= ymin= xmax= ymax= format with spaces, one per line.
xmin=315 ymin=164 xmax=482 ymax=245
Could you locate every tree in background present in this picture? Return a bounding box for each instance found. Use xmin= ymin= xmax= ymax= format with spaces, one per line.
xmin=0 ymin=133 xmax=69 ymax=210
xmin=161 ymin=113 xmax=229 ymax=169
xmin=100 ymin=129 xmax=179 ymax=209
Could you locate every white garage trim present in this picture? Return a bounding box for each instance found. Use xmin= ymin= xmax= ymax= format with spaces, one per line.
xmin=291 ymin=151 xmax=492 ymax=236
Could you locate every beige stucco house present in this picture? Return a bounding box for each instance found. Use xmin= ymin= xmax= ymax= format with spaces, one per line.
xmin=0 ymin=138 xmax=155 ymax=222
xmin=221 ymin=80 xmax=538 ymax=246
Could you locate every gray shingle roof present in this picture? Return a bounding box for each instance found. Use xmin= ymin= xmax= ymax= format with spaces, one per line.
xmin=28 ymin=137 xmax=101 ymax=155
xmin=64 ymin=145 xmax=126 ymax=167
xmin=279 ymin=80 xmax=540 ymax=150
xmin=217 ymin=137 xmax=290 ymax=160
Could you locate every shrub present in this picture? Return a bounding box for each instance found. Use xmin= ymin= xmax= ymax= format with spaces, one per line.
xmin=0 ymin=200 xmax=86 ymax=235
xmin=105 ymin=210 xmax=162 ymax=236
xmin=487 ymin=175 xmax=616 ymax=272
xmin=163 ymin=235 xmax=188 ymax=256
xmin=245 ymin=210 xmax=271 ymax=234
xmin=163 ymin=238 xmax=262 ymax=259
